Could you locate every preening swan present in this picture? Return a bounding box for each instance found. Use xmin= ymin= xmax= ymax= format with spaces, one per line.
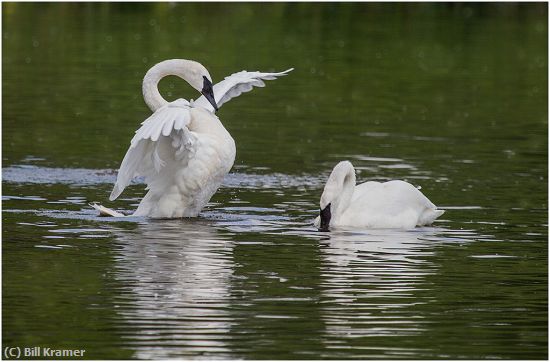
xmin=92 ymin=59 xmax=292 ymax=218
xmin=314 ymin=161 xmax=444 ymax=230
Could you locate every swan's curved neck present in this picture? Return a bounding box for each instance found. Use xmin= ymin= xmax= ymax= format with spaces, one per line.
xmin=331 ymin=164 xmax=356 ymax=221
xmin=142 ymin=59 xmax=200 ymax=112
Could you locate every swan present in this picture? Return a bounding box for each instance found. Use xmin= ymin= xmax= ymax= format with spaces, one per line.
xmin=92 ymin=59 xmax=292 ymax=218
xmin=314 ymin=161 xmax=444 ymax=230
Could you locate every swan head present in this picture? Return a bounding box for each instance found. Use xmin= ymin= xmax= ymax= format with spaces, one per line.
xmin=319 ymin=203 xmax=331 ymax=232
xmin=200 ymin=75 xmax=218 ymax=112
xmin=174 ymin=60 xmax=217 ymax=112
xmin=318 ymin=161 xmax=356 ymax=231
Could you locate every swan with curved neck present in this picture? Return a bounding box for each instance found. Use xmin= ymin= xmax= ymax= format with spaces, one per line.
xmin=315 ymin=161 xmax=444 ymax=230
xmin=91 ymin=59 xmax=292 ymax=218
xmin=142 ymin=59 xmax=217 ymax=112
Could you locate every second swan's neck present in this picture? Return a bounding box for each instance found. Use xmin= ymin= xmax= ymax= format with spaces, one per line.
xmin=331 ymin=162 xmax=357 ymax=221
xmin=142 ymin=59 xmax=203 ymax=112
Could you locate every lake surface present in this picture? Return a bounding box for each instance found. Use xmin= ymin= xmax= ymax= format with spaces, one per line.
xmin=2 ymin=3 xmax=548 ymax=359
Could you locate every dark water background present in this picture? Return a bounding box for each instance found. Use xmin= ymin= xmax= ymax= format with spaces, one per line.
xmin=2 ymin=3 xmax=548 ymax=359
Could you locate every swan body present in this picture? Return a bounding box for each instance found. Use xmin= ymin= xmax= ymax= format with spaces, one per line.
xmin=94 ymin=59 xmax=292 ymax=218
xmin=118 ymin=104 xmax=236 ymax=218
xmin=314 ymin=161 xmax=444 ymax=230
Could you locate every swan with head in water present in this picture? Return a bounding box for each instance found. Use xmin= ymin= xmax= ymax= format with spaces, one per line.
xmin=92 ymin=59 xmax=292 ymax=218
xmin=314 ymin=161 xmax=444 ymax=231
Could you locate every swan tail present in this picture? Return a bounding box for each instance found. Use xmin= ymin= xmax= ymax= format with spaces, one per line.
xmin=418 ymin=209 xmax=445 ymax=226
xmin=89 ymin=203 xmax=126 ymax=217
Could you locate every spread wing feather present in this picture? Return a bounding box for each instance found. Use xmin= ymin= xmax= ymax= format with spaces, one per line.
xmin=110 ymin=102 xmax=195 ymax=201
xmin=193 ymin=68 xmax=293 ymax=112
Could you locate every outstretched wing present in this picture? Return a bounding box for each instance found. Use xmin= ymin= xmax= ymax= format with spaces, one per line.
xmin=110 ymin=100 xmax=195 ymax=201
xmin=193 ymin=68 xmax=293 ymax=112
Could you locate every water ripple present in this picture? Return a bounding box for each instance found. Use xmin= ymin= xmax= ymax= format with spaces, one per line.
xmin=2 ymin=165 xmax=325 ymax=189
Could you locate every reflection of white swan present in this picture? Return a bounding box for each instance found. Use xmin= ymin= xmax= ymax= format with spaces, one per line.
xmin=315 ymin=161 xmax=444 ymax=230
xmin=317 ymin=226 xmax=490 ymax=357
xmin=94 ymin=59 xmax=292 ymax=218
xmin=111 ymin=220 xmax=236 ymax=359
xmin=318 ymin=228 xmax=441 ymax=350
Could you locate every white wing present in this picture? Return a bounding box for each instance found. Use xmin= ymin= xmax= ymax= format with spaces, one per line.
xmin=193 ymin=68 xmax=293 ymax=112
xmin=110 ymin=100 xmax=195 ymax=201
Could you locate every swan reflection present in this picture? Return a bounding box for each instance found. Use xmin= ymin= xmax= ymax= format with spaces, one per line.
xmin=318 ymin=227 xmax=468 ymax=356
xmin=110 ymin=220 xmax=236 ymax=359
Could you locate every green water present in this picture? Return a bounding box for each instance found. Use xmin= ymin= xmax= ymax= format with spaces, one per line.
xmin=2 ymin=2 xmax=548 ymax=360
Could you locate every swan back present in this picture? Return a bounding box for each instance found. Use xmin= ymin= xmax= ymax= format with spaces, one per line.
xmin=345 ymin=180 xmax=438 ymax=228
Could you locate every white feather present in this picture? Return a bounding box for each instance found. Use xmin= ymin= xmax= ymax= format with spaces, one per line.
xmin=110 ymin=103 xmax=193 ymax=201
xmin=162 ymin=117 xmax=175 ymax=136
xmin=89 ymin=203 xmax=125 ymax=217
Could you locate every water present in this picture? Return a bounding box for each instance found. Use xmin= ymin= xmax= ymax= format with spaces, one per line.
xmin=3 ymin=3 xmax=548 ymax=359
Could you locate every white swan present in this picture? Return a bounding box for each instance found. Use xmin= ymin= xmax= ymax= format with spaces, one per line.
xmin=314 ymin=161 xmax=444 ymax=230
xmin=93 ymin=59 xmax=292 ymax=218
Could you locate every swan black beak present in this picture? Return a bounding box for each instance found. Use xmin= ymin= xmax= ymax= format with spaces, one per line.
xmin=319 ymin=203 xmax=331 ymax=232
xmin=201 ymin=76 xmax=218 ymax=112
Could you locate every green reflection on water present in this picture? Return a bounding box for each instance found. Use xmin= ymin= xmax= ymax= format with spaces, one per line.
xmin=2 ymin=2 xmax=547 ymax=360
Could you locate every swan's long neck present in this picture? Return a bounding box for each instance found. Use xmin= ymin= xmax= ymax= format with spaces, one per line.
xmin=142 ymin=59 xmax=202 ymax=112
xmin=329 ymin=162 xmax=356 ymax=222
